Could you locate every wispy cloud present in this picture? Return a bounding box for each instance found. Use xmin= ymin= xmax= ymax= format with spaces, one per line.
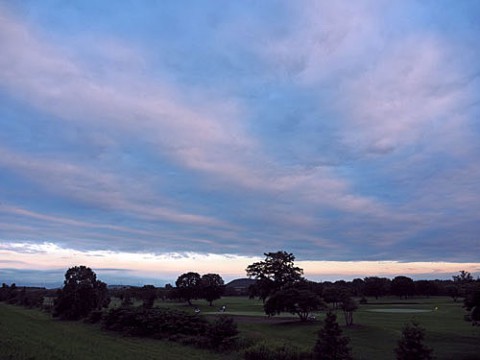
xmin=1 ymin=0 xmax=480 ymax=277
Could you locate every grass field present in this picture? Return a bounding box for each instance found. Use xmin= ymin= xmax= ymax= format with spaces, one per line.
xmin=0 ymin=304 xmax=235 ymax=360
xmin=1 ymin=296 xmax=479 ymax=359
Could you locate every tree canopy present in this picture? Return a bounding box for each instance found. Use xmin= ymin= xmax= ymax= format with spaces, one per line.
xmin=175 ymin=272 xmax=202 ymax=305
xmin=264 ymin=284 xmax=326 ymax=321
xmin=246 ymin=251 xmax=303 ymax=302
xmin=53 ymin=265 xmax=109 ymax=320
xmin=391 ymin=276 xmax=415 ymax=299
xmin=201 ymin=273 xmax=225 ymax=306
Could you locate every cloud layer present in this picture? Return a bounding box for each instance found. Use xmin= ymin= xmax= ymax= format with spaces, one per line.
xmin=1 ymin=1 xmax=480 ymax=283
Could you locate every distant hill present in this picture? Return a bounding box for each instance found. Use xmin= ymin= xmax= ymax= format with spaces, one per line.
xmin=225 ymin=278 xmax=256 ymax=296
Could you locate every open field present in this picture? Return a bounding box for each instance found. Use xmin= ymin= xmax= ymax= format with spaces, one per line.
xmin=0 ymin=303 xmax=235 ymax=360
xmin=1 ymin=296 xmax=479 ymax=359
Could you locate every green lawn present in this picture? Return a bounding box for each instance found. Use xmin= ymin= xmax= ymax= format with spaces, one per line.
xmin=1 ymin=296 xmax=479 ymax=359
xmin=0 ymin=303 xmax=236 ymax=360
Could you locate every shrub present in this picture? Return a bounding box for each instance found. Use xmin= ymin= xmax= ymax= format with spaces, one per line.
xmin=102 ymin=307 xmax=209 ymax=338
xmin=395 ymin=321 xmax=433 ymax=360
xmin=313 ymin=311 xmax=352 ymax=360
xmin=244 ymin=342 xmax=310 ymax=360
xmin=207 ymin=315 xmax=239 ymax=349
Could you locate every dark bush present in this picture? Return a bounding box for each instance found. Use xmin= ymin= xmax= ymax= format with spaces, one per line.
xmin=207 ymin=315 xmax=239 ymax=349
xmin=244 ymin=342 xmax=310 ymax=360
xmin=102 ymin=307 xmax=208 ymax=338
xmin=102 ymin=307 xmax=241 ymax=351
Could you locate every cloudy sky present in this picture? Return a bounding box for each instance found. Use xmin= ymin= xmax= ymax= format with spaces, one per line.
xmin=1 ymin=0 xmax=479 ymax=286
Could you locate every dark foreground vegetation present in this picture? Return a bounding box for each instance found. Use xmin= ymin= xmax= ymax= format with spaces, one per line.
xmin=1 ymin=251 xmax=479 ymax=359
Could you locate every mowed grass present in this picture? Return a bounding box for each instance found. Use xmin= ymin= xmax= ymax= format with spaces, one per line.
xmin=154 ymin=296 xmax=480 ymax=359
xmin=151 ymin=297 xmax=480 ymax=360
xmin=0 ymin=303 xmax=237 ymax=360
xmin=1 ymin=296 xmax=479 ymax=359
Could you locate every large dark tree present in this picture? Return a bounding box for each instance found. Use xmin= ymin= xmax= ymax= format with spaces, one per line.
xmin=313 ymin=311 xmax=352 ymax=360
xmin=363 ymin=277 xmax=390 ymax=299
xmin=264 ymin=284 xmax=326 ymax=321
xmin=175 ymin=272 xmax=202 ymax=305
xmin=395 ymin=321 xmax=433 ymax=360
xmin=201 ymin=273 xmax=225 ymax=306
xmin=246 ymin=251 xmax=303 ymax=302
xmin=391 ymin=276 xmax=415 ymax=299
xmin=53 ymin=266 xmax=109 ymax=320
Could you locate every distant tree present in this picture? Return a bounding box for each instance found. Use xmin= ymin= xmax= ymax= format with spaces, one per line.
xmin=414 ymin=280 xmax=438 ymax=298
xmin=313 ymin=311 xmax=352 ymax=360
xmin=264 ymin=284 xmax=326 ymax=321
xmin=53 ymin=266 xmax=110 ymax=320
xmin=0 ymin=283 xmax=12 ymax=302
xmin=246 ymin=251 xmax=303 ymax=302
xmin=201 ymin=273 xmax=225 ymax=306
xmin=446 ymin=284 xmax=460 ymax=302
xmin=175 ymin=272 xmax=202 ymax=305
xmin=464 ymin=282 xmax=480 ymax=325
xmin=140 ymin=285 xmax=157 ymax=308
xmin=391 ymin=276 xmax=415 ymax=299
xmin=351 ymin=278 xmax=365 ymax=297
xmin=120 ymin=288 xmax=133 ymax=307
xmin=453 ymin=270 xmax=474 ymax=284
xmin=395 ymin=321 xmax=433 ymax=360
xmin=364 ymin=277 xmax=390 ymax=299
xmin=340 ymin=295 xmax=358 ymax=327
xmin=323 ymin=286 xmax=346 ymax=310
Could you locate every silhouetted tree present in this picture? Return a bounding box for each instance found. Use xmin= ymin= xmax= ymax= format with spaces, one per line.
xmin=414 ymin=280 xmax=438 ymax=298
xmin=363 ymin=277 xmax=390 ymax=299
xmin=246 ymin=251 xmax=303 ymax=303
xmin=201 ymin=273 xmax=225 ymax=306
xmin=53 ymin=266 xmax=110 ymax=320
xmin=175 ymin=272 xmax=202 ymax=305
xmin=395 ymin=321 xmax=433 ymax=360
xmin=140 ymin=285 xmax=157 ymax=308
xmin=351 ymin=278 xmax=365 ymax=297
xmin=313 ymin=311 xmax=352 ymax=360
xmin=391 ymin=276 xmax=415 ymax=299
xmin=264 ymin=284 xmax=326 ymax=321
xmin=446 ymin=284 xmax=460 ymax=302
xmin=453 ymin=270 xmax=474 ymax=284
xmin=340 ymin=295 xmax=358 ymax=327
xmin=323 ymin=286 xmax=346 ymax=310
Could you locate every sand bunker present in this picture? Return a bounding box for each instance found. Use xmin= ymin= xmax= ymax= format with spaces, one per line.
xmin=367 ymin=308 xmax=432 ymax=313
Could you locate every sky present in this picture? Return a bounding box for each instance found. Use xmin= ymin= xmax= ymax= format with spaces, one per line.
xmin=1 ymin=0 xmax=480 ymax=287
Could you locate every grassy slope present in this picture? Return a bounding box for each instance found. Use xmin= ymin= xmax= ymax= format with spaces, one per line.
xmin=0 ymin=304 xmax=235 ymax=360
